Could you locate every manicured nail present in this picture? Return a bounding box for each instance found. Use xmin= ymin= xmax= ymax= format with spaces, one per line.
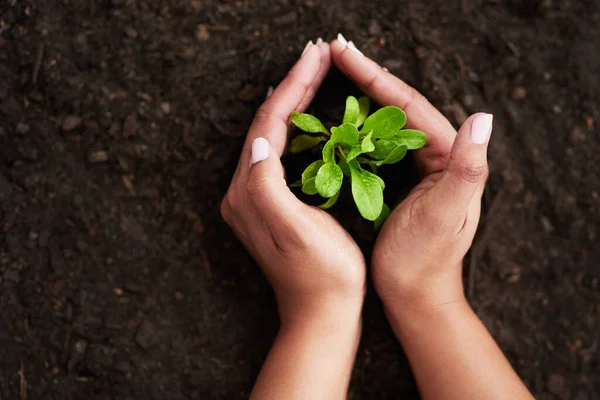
xmin=348 ymin=41 xmax=363 ymax=56
xmin=337 ymin=33 xmax=348 ymax=46
xmin=250 ymin=137 xmax=269 ymax=165
xmin=265 ymin=86 xmax=274 ymax=99
xmin=471 ymin=113 xmax=494 ymax=144
xmin=316 ymin=37 xmax=323 ymax=45
xmin=301 ymin=40 xmax=314 ymax=57
xmin=382 ymin=67 xmax=389 ymax=72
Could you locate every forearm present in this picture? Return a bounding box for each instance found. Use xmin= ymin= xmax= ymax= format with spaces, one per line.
xmin=386 ymin=297 xmax=533 ymax=400
xmin=250 ymin=306 xmax=362 ymax=400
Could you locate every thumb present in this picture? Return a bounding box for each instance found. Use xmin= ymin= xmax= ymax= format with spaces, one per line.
xmin=424 ymin=113 xmax=493 ymax=226
xmin=246 ymin=137 xmax=303 ymax=235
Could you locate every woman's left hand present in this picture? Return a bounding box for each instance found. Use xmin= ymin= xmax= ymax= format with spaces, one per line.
xmin=221 ymin=40 xmax=365 ymax=327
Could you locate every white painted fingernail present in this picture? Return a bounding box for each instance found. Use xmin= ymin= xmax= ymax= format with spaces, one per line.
xmin=251 ymin=137 xmax=270 ymax=165
xmin=382 ymin=67 xmax=389 ymax=72
xmin=316 ymin=37 xmax=323 ymax=45
xmin=337 ymin=33 xmax=348 ymax=46
xmin=471 ymin=113 xmax=493 ymax=144
xmin=348 ymin=41 xmax=363 ymax=56
xmin=265 ymin=86 xmax=274 ymax=99
xmin=301 ymin=40 xmax=314 ymax=57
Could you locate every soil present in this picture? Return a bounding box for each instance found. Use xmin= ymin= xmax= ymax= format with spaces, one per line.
xmin=1 ymin=0 xmax=599 ymax=399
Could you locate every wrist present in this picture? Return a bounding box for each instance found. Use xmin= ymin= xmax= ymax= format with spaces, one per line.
xmin=374 ymin=262 xmax=465 ymax=320
xmin=384 ymin=291 xmax=472 ymax=340
xmin=278 ymin=295 xmax=363 ymax=337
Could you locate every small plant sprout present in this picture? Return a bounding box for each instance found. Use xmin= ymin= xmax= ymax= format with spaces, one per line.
xmin=289 ymin=96 xmax=426 ymax=227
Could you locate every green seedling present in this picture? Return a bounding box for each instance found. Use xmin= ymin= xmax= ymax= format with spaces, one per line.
xmin=289 ymin=96 xmax=426 ymax=227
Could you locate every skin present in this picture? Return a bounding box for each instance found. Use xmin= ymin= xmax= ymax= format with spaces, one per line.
xmin=221 ymin=42 xmax=364 ymax=400
xmin=221 ymin=38 xmax=534 ymax=399
xmin=330 ymin=40 xmax=534 ymax=400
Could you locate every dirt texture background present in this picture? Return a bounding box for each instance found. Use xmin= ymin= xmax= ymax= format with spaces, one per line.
xmin=1 ymin=0 xmax=599 ymax=399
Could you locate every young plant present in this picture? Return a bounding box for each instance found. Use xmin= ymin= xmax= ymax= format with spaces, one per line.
xmin=289 ymin=96 xmax=426 ymax=227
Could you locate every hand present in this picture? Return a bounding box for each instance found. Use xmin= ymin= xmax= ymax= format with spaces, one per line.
xmin=331 ymin=39 xmax=491 ymax=313
xmin=221 ymin=41 xmax=366 ymax=327
xmin=331 ymin=37 xmax=533 ymax=400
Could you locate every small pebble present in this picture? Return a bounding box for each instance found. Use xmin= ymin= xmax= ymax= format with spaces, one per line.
xmin=62 ymin=115 xmax=82 ymax=132
xmin=511 ymin=86 xmax=527 ymax=100
xmin=88 ymin=150 xmax=109 ymax=163
xmin=16 ymin=122 xmax=29 ymax=135
xmin=196 ymin=24 xmax=209 ymax=41
xmin=160 ymin=102 xmax=171 ymax=114
xmin=124 ymin=26 xmax=138 ymax=38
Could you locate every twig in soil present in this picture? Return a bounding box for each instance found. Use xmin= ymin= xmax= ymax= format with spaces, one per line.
xmin=454 ymin=54 xmax=466 ymax=81
xmin=32 ymin=42 xmax=45 ymax=85
xmin=18 ymin=362 xmax=27 ymax=400
xmin=468 ymin=185 xmax=507 ymax=299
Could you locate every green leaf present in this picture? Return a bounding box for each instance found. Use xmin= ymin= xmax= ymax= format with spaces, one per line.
xmin=289 ymin=134 xmax=327 ymax=153
xmin=373 ymin=173 xmax=386 ymax=190
xmin=318 ymin=190 xmax=340 ymax=210
xmin=346 ymin=145 xmax=363 ymax=161
xmin=361 ymin=106 xmax=407 ymax=139
xmin=289 ymin=180 xmax=302 ymax=188
xmin=356 ymin=96 xmax=370 ymax=128
xmin=375 ymin=144 xmax=407 ymax=166
xmin=343 ymin=96 xmax=360 ymax=125
xmin=330 ymin=123 xmax=359 ymax=146
xmin=374 ymin=203 xmax=391 ymax=230
xmin=315 ymin=162 xmax=343 ymax=198
xmin=322 ymin=141 xmax=335 ymax=163
xmin=347 ymin=132 xmax=375 ymax=162
xmin=368 ymin=139 xmax=398 ymax=159
xmin=349 ymin=162 xmax=384 ymax=221
xmin=361 ymin=131 xmax=375 ymax=153
xmin=301 ymin=160 xmax=324 ymax=184
xmin=302 ymin=177 xmax=318 ymax=195
xmin=395 ymin=129 xmax=427 ymax=150
xmin=291 ymin=112 xmax=328 ymax=134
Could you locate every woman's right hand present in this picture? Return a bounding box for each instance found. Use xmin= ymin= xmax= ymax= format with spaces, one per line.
xmin=332 ymin=37 xmax=492 ymax=312
xmin=331 ymin=36 xmax=533 ymax=400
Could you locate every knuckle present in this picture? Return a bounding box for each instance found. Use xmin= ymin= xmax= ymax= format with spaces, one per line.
xmin=246 ymin=175 xmax=270 ymax=200
xmin=220 ymin=194 xmax=234 ymax=224
xmin=253 ymin=105 xmax=277 ymax=131
xmin=405 ymin=87 xmax=429 ymax=109
xmin=254 ymin=105 xmax=270 ymax=123
xmin=452 ymin=162 xmax=489 ymax=184
xmin=365 ymin=73 xmax=383 ymax=93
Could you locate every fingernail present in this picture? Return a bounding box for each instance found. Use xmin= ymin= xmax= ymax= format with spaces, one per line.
xmin=316 ymin=37 xmax=323 ymax=45
xmin=301 ymin=40 xmax=314 ymax=57
xmin=265 ymin=86 xmax=274 ymax=99
xmin=251 ymin=137 xmax=270 ymax=165
xmin=382 ymin=67 xmax=389 ymax=72
xmin=348 ymin=41 xmax=363 ymax=56
xmin=471 ymin=113 xmax=494 ymax=144
xmin=337 ymin=33 xmax=348 ymax=46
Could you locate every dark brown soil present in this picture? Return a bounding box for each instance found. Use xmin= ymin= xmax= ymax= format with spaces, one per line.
xmin=1 ymin=1 xmax=599 ymax=399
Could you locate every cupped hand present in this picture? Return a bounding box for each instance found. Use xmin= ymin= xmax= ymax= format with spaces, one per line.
xmin=331 ymin=39 xmax=492 ymax=312
xmin=221 ymin=41 xmax=366 ymax=327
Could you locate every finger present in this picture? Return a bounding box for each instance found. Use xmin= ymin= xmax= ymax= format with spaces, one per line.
xmin=246 ymin=137 xmax=305 ymax=240
xmin=230 ymin=41 xmax=330 ymax=187
xmin=423 ymin=113 xmax=493 ymax=229
xmin=330 ymin=37 xmax=455 ymax=175
xmin=244 ymin=41 xmax=330 ymax=161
